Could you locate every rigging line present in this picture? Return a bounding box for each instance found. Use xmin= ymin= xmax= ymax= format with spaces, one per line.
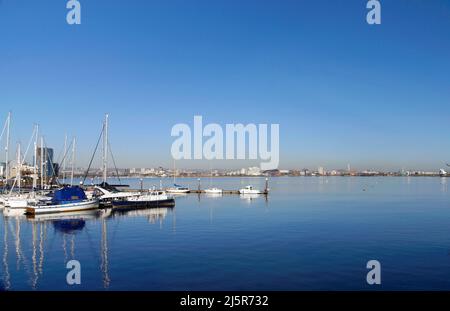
xmin=54 ymin=136 xmax=68 ymax=165
xmin=0 ymin=114 xmax=8 ymax=142
xmin=20 ymin=125 xmax=38 ymax=166
xmin=42 ymin=137 xmax=61 ymax=187
xmin=8 ymin=126 xmax=38 ymax=195
xmin=107 ymin=139 xmax=121 ymax=185
xmin=58 ymin=139 xmax=75 ymax=180
xmin=82 ymin=123 xmax=105 ymax=184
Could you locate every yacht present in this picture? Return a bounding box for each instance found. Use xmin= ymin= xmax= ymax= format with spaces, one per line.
xmin=112 ymin=190 xmax=175 ymax=209
xmin=25 ymin=186 xmax=99 ymax=215
xmin=92 ymin=183 xmax=140 ymax=203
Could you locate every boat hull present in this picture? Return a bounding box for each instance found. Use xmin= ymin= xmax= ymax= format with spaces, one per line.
xmin=112 ymin=198 xmax=175 ymax=210
xmin=239 ymin=190 xmax=265 ymax=194
xmin=166 ymin=189 xmax=190 ymax=194
xmin=26 ymin=200 xmax=99 ymax=215
xmin=204 ymin=189 xmax=223 ymax=194
xmin=3 ymin=207 xmax=27 ymax=217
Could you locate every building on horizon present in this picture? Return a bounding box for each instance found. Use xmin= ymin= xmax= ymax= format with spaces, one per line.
xmin=35 ymin=147 xmax=58 ymax=179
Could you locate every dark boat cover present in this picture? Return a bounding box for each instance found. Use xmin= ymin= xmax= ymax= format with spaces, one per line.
xmin=52 ymin=186 xmax=87 ymax=204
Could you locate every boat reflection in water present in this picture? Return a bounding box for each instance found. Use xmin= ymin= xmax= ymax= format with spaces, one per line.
xmin=240 ymin=193 xmax=261 ymax=202
xmin=53 ymin=218 xmax=85 ymax=234
xmin=1 ymin=203 xmax=174 ymax=290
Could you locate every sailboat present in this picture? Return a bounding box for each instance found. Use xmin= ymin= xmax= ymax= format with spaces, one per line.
xmin=166 ymin=159 xmax=190 ymax=193
xmin=84 ymin=114 xmax=175 ymax=209
xmin=25 ymin=186 xmax=99 ymax=215
xmin=83 ymin=115 xmax=142 ymax=205
xmin=204 ymin=164 xmax=222 ymax=194
xmin=4 ymin=126 xmax=53 ymax=215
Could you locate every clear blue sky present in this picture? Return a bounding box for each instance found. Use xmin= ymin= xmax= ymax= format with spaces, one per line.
xmin=1 ymin=0 xmax=449 ymax=171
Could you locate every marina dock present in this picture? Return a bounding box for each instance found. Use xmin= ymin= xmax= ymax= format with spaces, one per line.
xmin=188 ymin=189 xmax=268 ymax=195
xmin=120 ymin=188 xmax=268 ymax=195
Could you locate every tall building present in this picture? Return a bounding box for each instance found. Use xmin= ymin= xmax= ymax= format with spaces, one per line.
xmin=35 ymin=147 xmax=57 ymax=178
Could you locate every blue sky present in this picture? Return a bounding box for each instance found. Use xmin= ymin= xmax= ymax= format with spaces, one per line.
xmin=1 ymin=0 xmax=450 ymax=171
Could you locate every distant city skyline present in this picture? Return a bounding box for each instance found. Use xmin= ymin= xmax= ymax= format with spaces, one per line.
xmin=1 ymin=1 xmax=450 ymax=171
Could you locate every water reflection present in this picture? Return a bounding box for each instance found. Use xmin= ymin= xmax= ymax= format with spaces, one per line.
xmin=1 ymin=206 xmax=174 ymax=290
xmin=441 ymin=177 xmax=448 ymax=193
xmin=240 ymin=193 xmax=261 ymax=201
xmin=2 ymin=216 xmax=11 ymax=290
xmin=53 ymin=219 xmax=86 ymax=234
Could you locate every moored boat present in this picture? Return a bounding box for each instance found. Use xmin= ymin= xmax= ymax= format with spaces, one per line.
xmin=113 ymin=190 xmax=175 ymax=210
xmin=166 ymin=184 xmax=190 ymax=194
xmin=239 ymin=185 xmax=266 ymax=195
xmin=90 ymin=183 xmax=140 ymax=207
xmin=25 ymin=186 xmax=99 ymax=215
xmin=204 ymin=187 xmax=223 ymax=194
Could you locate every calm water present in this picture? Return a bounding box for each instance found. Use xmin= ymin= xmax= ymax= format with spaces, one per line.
xmin=1 ymin=177 xmax=450 ymax=291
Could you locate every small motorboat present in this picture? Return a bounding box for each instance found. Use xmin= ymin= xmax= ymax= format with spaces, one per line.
xmin=166 ymin=184 xmax=190 ymax=194
xmin=239 ymin=185 xmax=266 ymax=195
xmin=25 ymin=186 xmax=99 ymax=215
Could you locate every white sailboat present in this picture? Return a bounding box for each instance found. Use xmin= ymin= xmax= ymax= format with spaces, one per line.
xmin=3 ymin=125 xmax=51 ymax=215
xmin=86 ymin=114 xmax=142 ymax=204
xmin=26 ymin=186 xmax=99 ymax=215
xmin=166 ymin=159 xmax=190 ymax=193
xmin=204 ymin=164 xmax=222 ymax=194
xmin=166 ymin=183 xmax=190 ymax=194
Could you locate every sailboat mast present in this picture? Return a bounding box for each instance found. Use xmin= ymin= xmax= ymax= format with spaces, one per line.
xmin=209 ymin=162 xmax=212 ymax=187
xmin=5 ymin=112 xmax=11 ymax=189
xmin=33 ymin=125 xmax=38 ymax=190
xmin=40 ymin=137 xmax=44 ymax=189
xmin=173 ymin=159 xmax=176 ymax=185
xmin=17 ymin=142 xmax=21 ymax=192
xmin=62 ymin=134 xmax=67 ymax=184
xmin=102 ymin=114 xmax=109 ymax=184
xmin=71 ymin=137 xmax=76 ymax=186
